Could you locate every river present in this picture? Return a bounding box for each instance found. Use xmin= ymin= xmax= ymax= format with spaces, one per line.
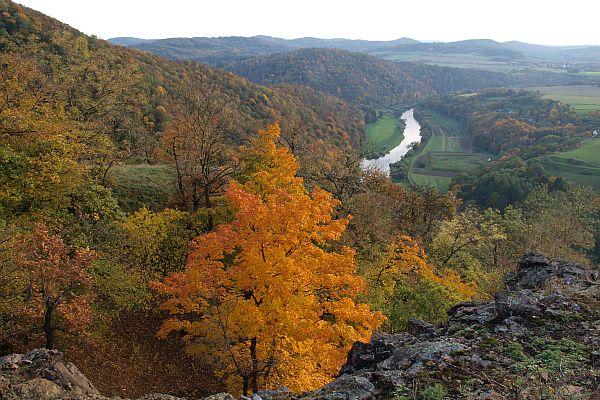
xmin=360 ymin=108 xmax=422 ymax=174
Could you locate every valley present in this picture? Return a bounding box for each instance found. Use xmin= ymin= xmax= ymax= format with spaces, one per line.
xmin=405 ymin=110 xmax=490 ymax=192
xmin=361 ymin=108 xmax=420 ymax=173
xmin=2 ymin=1 xmax=600 ymax=399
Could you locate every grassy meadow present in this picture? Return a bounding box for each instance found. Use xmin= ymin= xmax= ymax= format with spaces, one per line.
xmin=109 ymin=164 xmax=178 ymax=212
xmin=365 ymin=114 xmax=405 ymax=157
xmin=539 ymin=138 xmax=600 ymax=190
xmin=528 ymin=85 xmax=600 ymax=113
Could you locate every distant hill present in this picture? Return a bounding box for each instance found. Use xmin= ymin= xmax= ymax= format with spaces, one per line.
xmin=127 ymin=36 xmax=293 ymax=65
xmin=110 ymin=35 xmax=600 ymax=71
xmin=503 ymin=41 xmax=600 ymax=62
xmin=254 ymin=36 xmax=421 ymax=52
xmin=221 ymin=48 xmax=512 ymax=107
xmin=108 ymin=35 xmax=425 ymax=65
xmin=385 ymin=39 xmax=524 ymax=59
xmin=108 ymin=37 xmax=157 ymax=47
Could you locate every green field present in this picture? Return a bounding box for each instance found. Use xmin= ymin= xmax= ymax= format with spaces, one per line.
xmin=365 ymin=114 xmax=404 ymax=157
xmin=370 ymin=51 xmax=568 ymax=73
xmin=410 ymin=174 xmax=454 ymax=192
xmin=527 ymin=85 xmax=600 ymax=113
xmin=405 ymin=110 xmax=490 ymax=192
xmin=539 ymin=139 xmax=600 ymax=190
xmin=109 ymin=164 xmax=177 ymax=212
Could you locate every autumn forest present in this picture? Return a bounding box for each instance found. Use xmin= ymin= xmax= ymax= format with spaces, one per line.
xmin=1 ymin=1 xmax=600 ymax=399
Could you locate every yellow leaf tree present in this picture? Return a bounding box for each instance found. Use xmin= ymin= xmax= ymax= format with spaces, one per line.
xmin=153 ymin=124 xmax=383 ymax=395
xmin=370 ymin=235 xmax=475 ymax=332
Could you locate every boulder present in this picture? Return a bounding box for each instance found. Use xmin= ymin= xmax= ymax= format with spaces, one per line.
xmin=378 ymin=338 xmax=466 ymax=373
xmin=447 ymin=302 xmax=497 ymax=325
xmin=13 ymin=377 xmax=62 ymax=400
xmin=254 ymin=387 xmax=292 ymax=400
xmin=307 ymin=374 xmax=375 ymax=400
xmin=406 ymin=319 xmax=436 ymax=338
xmin=202 ymin=393 xmax=236 ymax=400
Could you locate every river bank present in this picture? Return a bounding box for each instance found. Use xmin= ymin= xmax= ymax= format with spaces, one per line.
xmin=360 ymin=108 xmax=422 ymax=174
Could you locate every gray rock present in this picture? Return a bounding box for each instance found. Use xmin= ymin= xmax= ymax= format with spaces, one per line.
xmin=379 ymin=338 xmax=466 ymax=373
xmin=368 ymin=370 xmax=404 ymax=393
xmin=13 ymin=377 xmax=63 ymax=399
xmin=465 ymin=354 xmax=492 ymax=368
xmin=202 ymin=394 xmax=235 ymax=400
xmin=0 ymin=354 xmax=22 ymax=369
xmin=407 ymin=319 xmax=436 ymax=338
xmin=308 ymin=374 xmax=375 ymax=400
xmin=447 ymin=302 xmax=497 ymax=325
xmin=591 ymin=350 xmax=600 ymax=368
xmin=507 ymin=253 xmax=595 ymax=291
xmin=340 ymin=333 xmax=415 ymax=374
xmin=53 ymin=360 xmax=99 ymax=394
xmin=255 ymin=387 xmax=292 ymax=400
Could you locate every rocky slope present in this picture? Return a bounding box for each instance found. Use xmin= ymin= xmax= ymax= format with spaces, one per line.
xmin=1 ymin=253 xmax=599 ymax=399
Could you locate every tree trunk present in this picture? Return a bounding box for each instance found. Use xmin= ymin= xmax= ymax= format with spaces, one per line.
xmin=250 ymin=337 xmax=259 ymax=393
xmin=171 ymin=141 xmax=184 ymax=196
xmin=242 ymin=376 xmax=249 ymax=397
xmin=204 ymin=186 xmax=213 ymax=231
xmin=44 ymin=299 xmax=54 ymax=349
xmin=192 ymin=184 xmax=200 ymax=212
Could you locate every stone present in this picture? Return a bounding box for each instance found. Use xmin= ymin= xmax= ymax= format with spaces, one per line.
xmin=591 ymin=350 xmax=600 ymax=368
xmin=54 ymin=360 xmax=100 ymax=394
xmin=368 ymin=370 xmax=404 ymax=393
xmin=447 ymin=302 xmax=496 ymax=325
xmin=340 ymin=332 xmax=415 ymax=374
xmin=14 ymin=377 xmax=63 ymax=399
xmin=202 ymin=393 xmax=236 ymax=400
xmin=407 ymin=319 xmax=436 ymax=338
xmin=465 ymin=354 xmax=492 ymax=368
xmin=379 ymin=338 xmax=466 ymax=373
xmin=309 ymin=374 xmax=375 ymax=400
xmin=478 ymin=390 xmax=505 ymax=400
xmin=2 ymin=253 xmax=600 ymax=400
xmin=0 ymin=354 xmax=22 ymax=368
xmin=255 ymin=387 xmax=292 ymax=400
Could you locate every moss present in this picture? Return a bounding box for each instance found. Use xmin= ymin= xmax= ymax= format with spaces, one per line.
xmin=420 ymin=384 xmax=446 ymax=400
xmin=503 ymin=342 xmax=526 ymax=361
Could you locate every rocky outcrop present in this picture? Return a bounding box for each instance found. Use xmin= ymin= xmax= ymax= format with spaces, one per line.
xmin=0 ymin=349 xmax=186 ymax=399
xmin=302 ymin=253 xmax=600 ymax=399
xmin=2 ymin=253 xmax=599 ymax=399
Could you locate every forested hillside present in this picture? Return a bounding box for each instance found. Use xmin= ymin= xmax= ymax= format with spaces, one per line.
xmin=222 ymin=48 xmax=512 ymax=107
xmin=1 ymin=1 xmax=600 ymax=399
xmin=125 ymin=36 xmax=292 ymax=65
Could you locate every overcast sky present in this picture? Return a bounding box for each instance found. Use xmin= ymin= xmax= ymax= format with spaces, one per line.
xmin=15 ymin=0 xmax=600 ymax=46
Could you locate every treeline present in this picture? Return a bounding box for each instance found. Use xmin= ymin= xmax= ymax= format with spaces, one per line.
xmin=1 ymin=1 xmax=600 ymax=398
xmin=222 ymin=48 xmax=513 ymax=108
xmin=423 ymin=89 xmax=592 ymax=155
xmin=127 ymin=36 xmax=292 ymax=66
xmin=420 ymin=89 xmax=600 ymax=209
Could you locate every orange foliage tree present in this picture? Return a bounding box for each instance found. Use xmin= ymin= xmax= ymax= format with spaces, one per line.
xmin=19 ymin=224 xmax=96 ymax=349
xmin=153 ymin=124 xmax=383 ymax=395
